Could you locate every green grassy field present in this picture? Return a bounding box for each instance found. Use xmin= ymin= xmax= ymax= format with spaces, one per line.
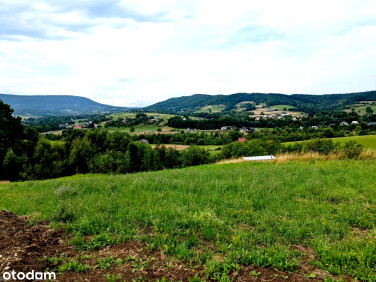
xmin=1 ymin=160 xmax=376 ymax=280
xmin=345 ymin=102 xmax=376 ymax=114
xmin=106 ymin=125 xmax=177 ymax=134
xmin=285 ymin=135 xmax=376 ymax=150
xmin=107 ymin=123 xmax=159 ymax=133
xmin=269 ymin=105 xmax=294 ymax=110
xmin=195 ymin=105 xmax=225 ymax=113
xmin=234 ymin=101 xmax=254 ymax=111
xmin=109 ymin=112 xmax=176 ymax=121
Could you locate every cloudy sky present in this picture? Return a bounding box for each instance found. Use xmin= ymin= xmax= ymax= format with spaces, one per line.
xmin=0 ymin=0 xmax=375 ymax=107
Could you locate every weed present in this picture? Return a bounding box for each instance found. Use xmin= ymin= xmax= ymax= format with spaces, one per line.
xmin=105 ymin=273 xmax=122 ymax=282
xmin=96 ymin=257 xmax=115 ymax=270
xmin=58 ymin=259 xmax=90 ymax=273
xmin=131 ymin=258 xmax=152 ymax=272
xmin=249 ymin=270 xmax=260 ymax=277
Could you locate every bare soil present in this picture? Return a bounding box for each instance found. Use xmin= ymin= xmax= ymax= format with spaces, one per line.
xmin=0 ymin=210 xmax=352 ymax=281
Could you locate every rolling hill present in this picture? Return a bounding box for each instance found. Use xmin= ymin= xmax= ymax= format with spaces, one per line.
xmin=0 ymin=94 xmax=129 ymax=116
xmin=144 ymin=91 xmax=376 ymax=114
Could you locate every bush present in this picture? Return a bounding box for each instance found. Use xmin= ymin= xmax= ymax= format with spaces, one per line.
xmin=342 ymin=141 xmax=363 ymax=159
xmin=181 ymin=146 xmax=211 ymax=167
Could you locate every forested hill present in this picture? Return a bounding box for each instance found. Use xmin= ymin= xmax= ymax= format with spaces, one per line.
xmin=144 ymin=91 xmax=376 ymax=114
xmin=0 ymin=94 xmax=128 ymax=116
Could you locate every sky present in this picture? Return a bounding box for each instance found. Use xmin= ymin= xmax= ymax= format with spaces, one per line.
xmin=0 ymin=0 xmax=375 ymax=107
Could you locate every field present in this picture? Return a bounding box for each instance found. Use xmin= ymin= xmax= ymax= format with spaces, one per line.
xmin=109 ymin=112 xmax=177 ymax=121
xmin=269 ymin=105 xmax=294 ymax=111
xmin=106 ymin=124 xmax=176 ymax=134
xmin=344 ymin=101 xmax=376 ymax=114
xmin=251 ymin=104 xmax=304 ymax=117
xmin=234 ymin=101 xmax=254 ymax=111
xmin=285 ymin=135 xmax=376 ymax=150
xmin=195 ymin=105 xmax=226 ymax=113
xmin=1 ymin=160 xmax=376 ymax=281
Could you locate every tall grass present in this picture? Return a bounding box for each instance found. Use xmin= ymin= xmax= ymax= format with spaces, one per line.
xmin=276 ymin=149 xmax=376 ymax=163
xmin=1 ymin=160 xmax=376 ymax=280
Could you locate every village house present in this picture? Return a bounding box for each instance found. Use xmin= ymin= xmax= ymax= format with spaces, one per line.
xmin=240 ymin=127 xmax=248 ymax=133
xmin=59 ymin=123 xmax=71 ymax=129
xmin=238 ymin=138 xmax=247 ymax=142
xmin=221 ymin=126 xmax=233 ymax=131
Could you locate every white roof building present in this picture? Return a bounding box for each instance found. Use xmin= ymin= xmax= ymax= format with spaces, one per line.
xmin=243 ymin=155 xmax=276 ymax=161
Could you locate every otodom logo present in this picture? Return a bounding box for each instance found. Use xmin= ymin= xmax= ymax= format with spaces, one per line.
xmin=1 ymin=270 xmax=56 ymax=281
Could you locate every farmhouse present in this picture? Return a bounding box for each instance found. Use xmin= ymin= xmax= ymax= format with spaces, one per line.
xmin=240 ymin=127 xmax=248 ymax=132
xmin=221 ymin=126 xmax=233 ymax=131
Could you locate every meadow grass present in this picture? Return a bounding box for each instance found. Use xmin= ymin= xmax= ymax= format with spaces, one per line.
xmin=269 ymin=105 xmax=293 ymax=110
xmin=284 ymin=135 xmax=376 ymax=150
xmin=195 ymin=105 xmax=225 ymax=113
xmin=1 ymin=160 xmax=376 ymax=280
xmin=344 ymin=103 xmax=376 ymax=114
xmin=106 ymin=125 xmax=175 ymax=134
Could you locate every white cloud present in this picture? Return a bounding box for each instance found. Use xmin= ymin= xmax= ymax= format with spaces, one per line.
xmin=0 ymin=0 xmax=375 ymax=107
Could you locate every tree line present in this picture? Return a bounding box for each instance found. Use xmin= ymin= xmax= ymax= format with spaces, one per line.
xmin=0 ymin=101 xmax=216 ymax=181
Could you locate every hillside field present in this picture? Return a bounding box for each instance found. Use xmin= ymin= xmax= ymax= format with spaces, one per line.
xmin=344 ymin=101 xmax=376 ymax=114
xmin=1 ymin=160 xmax=376 ymax=280
xmin=284 ymin=135 xmax=376 ymax=150
xmin=109 ymin=112 xmax=177 ymax=121
xmin=195 ymin=105 xmax=226 ymax=113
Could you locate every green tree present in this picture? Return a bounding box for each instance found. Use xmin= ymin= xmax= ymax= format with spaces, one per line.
xmin=2 ymin=149 xmax=25 ymax=181
xmin=32 ymin=138 xmax=68 ymax=179
xmin=366 ymin=106 xmax=374 ymax=114
xmin=0 ymin=100 xmax=25 ymax=180
xmin=181 ymin=146 xmax=210 ymax=167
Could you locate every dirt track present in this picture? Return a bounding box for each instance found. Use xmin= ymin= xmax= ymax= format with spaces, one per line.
xmin=0 ymin=210 xmax=350 ymax=281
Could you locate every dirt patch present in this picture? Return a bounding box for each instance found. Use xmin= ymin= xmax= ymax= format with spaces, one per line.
xmin=0 ymin=210 xmax=196 ymax=281
xmin=0 ymin=209 xmax=76 ymax=274
xmin=0 ymin=210 xmax=352 ymax=281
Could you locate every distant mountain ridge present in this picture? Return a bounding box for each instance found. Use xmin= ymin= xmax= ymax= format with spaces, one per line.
xmin=0 ymin=94 xmax=129 ymax=116
xmin=144 ymin=91 xmax=376 ymax=113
